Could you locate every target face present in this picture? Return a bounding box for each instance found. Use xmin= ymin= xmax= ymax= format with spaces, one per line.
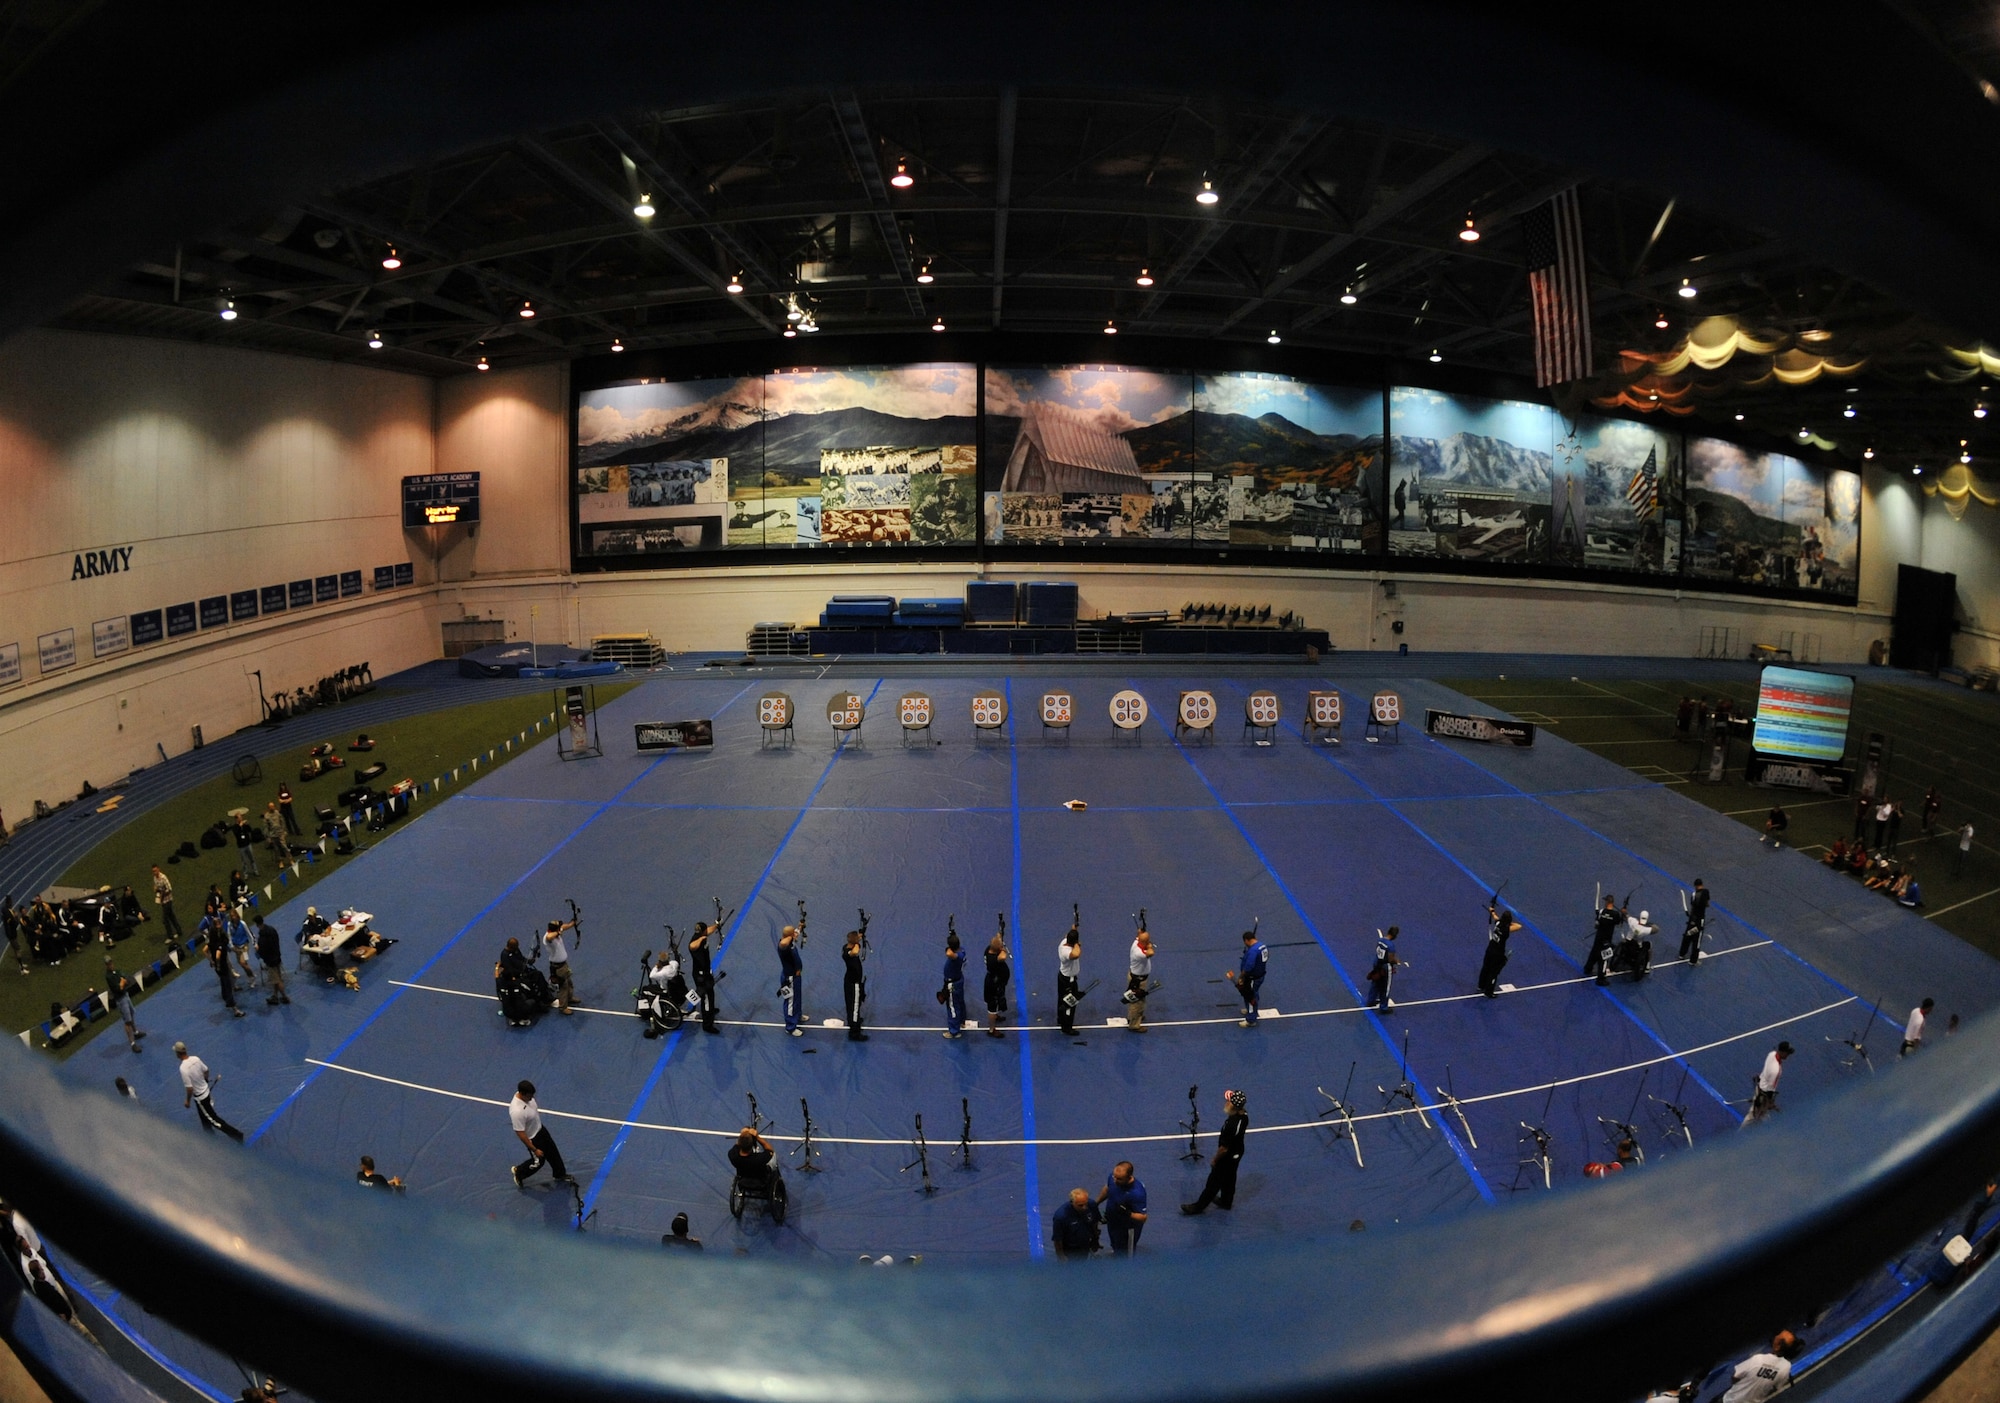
xmin=899 ymin=694 xmax=933 ymax=728
xmin=758 ymin=693 xmax=794 ymax=728
xmin=1178 ymin=690 xmax=1217 ymax=729
xmin=825 ymin=691 xmax=867 ymax=731
xmin=1246 ymin=691 xmax=1281 ymax=726
xmin=1371 ymin=692 xmax=1402 ymax=724
xmin=1041 ymin=692 xmax=1073 ymax=726
xmin=971 ymin=690 xmax=1008 ymax=729
xmin=1110 ymin=690 xmax=1149 ymax=729
xmin=1308 ymin=691 xmax=1341 ymax=726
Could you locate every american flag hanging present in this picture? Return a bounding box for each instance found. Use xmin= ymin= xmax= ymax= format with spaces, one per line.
xmin=1523 ymin=188 xmax=1593 ymax=387
xmin=1626 ymin=445 xmax=1659 ymax=516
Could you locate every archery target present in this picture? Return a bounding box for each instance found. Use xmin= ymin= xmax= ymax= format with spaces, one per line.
xmin=1371 ymin=691 xmax=1402 ymax=725
xmin=1308 ymin=691 xmax=1341 ymax=726
xmin=758 ymin=693 xmax=794 ymax=728
xmin=1110 ymin=690 xmax=1149 ymax=729
xmin=1246 ymin=691 xmax=1281 ymax=726
xmin=1041 ymin=691 xmax=1073 ymax=726
xmin=899 ymin=694 xmax=933 ymax=728
xmin=826 ymin=691 xmax=867 ymax=731
xmin=1178 ymin=690 xmax=1217 ymax=729
xmin=971 ymin=690 xmax=1008 ymax=729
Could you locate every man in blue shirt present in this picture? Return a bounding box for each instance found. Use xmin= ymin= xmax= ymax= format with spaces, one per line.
xmin=941 ymin=931 xmax=967 ymax=1038
xmin=777 ymin=925 xmax=803 ymax=1035
xmin=1096 ymin=1160 xmax=1149 ymax=1255
xmin=1051 ymin=1188 xmax=1102 ymax=1260
xmin=1227 ymin=928 xmax=1268 ymax=1026
xmin=1367 ymin=926 xmax=1400 ymax=1011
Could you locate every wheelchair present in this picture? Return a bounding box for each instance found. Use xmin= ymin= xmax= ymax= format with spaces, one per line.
xmin=1606 ymin=934 xmax=1652 ymax=981
xmin=634 ymin=979 xmax=687 ymax=1037
xmin=729 ymin=1168 xmax=787 ymax=1225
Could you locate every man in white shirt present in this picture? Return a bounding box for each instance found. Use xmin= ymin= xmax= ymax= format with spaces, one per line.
xmin=1957 ymin=822 xmax=1975 ymax=876
xmin=174 ymin=1041 xmax=244 ymax=1140
xmin=1721 ymin=1330 xmax=1799 ymax=1403
xmin=509 ymin=1079 xmax=573 ymax=1187
xmin=1902 ymin=998 xmax=1935 ymax=1057
xmin=1125 ymin=930 xmax=1155 ymax=1031
xmin=1057 ymin=926 xmax=1082 ymax=1036
xmin=541 ymin=918 xmax=577 ymax=1015
xmin=1750 ymin=1041 xmax=1794 ymax=1122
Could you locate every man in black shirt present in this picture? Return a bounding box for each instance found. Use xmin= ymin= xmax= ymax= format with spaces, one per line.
xmin=661 ymin=1212 xmax=703 ymax=1249
xmin=1585 ymin=893 xmax=1621 ymax=986
xmin=1051 ymin=1188 xmax=1102 ymax=1260
xmin=1181 ymin=1090 xmax=1249 ymax=1214
xmin=1477 ymin=902 xmax=1518 ymax=998
xmin=728 ymin=1127 xmax=776 ymax=1186
xmin=355 ymin=1154 xmax=402 ymax=1189
xmin=691 ymin=922 xmax=719 ymax=1033
xmin=256 ymin=919 xmax=290 ymax=1005
xmin=1679 ymin=879 xmax=1710 ymax=964
xmin=777 ymin=924 xmax=803 ymax=1036
xmin=842 ymin=930 xmax=868 ymax=1041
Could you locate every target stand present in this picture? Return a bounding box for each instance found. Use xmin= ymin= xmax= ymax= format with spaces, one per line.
xmin=1109 ymin=689 xmax=1148 ymax=743
xmin=1243 ymin=690 xmax=1281 ymax=744
xmin=556 ymin=684 xmax=603 ymax=761
xmin=971 ymin=689 xmax=1009 ymax=742
xmin=1366 ymin=691 xmax=1404 ymax=744
xmin=898 ymin=693 xmax=934 ymax=747
xmin=1175 ymin=690 xmax=1217 ymax=745
xmin=1039 ymin=691 xmax=1073 ymax=744
xmin=1305 ymin=690 xmax=1343 ymax=745
xmin=758 ymin=692 xmax=795 ymax=749
xmin=826 ymin=690 xmax=867 ymax=748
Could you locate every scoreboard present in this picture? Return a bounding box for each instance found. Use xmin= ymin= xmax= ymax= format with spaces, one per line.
xmin=402 ymin=472 xmax=481 ymax=528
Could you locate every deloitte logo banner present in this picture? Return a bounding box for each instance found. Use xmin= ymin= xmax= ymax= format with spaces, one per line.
xmin=1423 ymin=709 xmax=1537 ymax=747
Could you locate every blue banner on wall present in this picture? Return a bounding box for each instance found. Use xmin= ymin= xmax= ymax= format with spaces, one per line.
xmin=288 ymin=579 xmax=314 ymax=609
xmin=314 ymin=574 xmax=338 ymax=603
xmin=168 ymin=602 xmax=200 ymax=637
xmin=231 ymin=590 xmax=260 ymax=622
xmin=393 ymin=562 xmax=414 ymax=587
xmin=130 ymin=609 xmax=165 ymax=646
xmin=373 ymin=566 xmax=395 ymax=591
xmin=261 ymin=584 xmax=287 ymax=614
xmin=199 ymin=596 xmax=229 ymax=629
xmin=340 ymin=570 xmax=363 ymax=598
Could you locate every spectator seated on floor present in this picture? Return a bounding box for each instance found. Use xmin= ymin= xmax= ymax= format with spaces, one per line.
xmin=1823 ymin=838 xmax=1848 ymax=868
xmin=1865 ymin=857 xmax=1899 ymax=891
xmin=1898 ymin=875 xmax=1924 ymax=908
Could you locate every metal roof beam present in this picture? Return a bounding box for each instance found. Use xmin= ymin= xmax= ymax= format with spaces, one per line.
xmin=596 ymin=116 xmax=786 ymax=296
xmin=830 ymin=91 xmax=926 ymax=319
xmin=991 ymin=87 xmax=1017 ymax=329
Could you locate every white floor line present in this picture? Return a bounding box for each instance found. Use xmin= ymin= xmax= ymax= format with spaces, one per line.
xmin=1924 ymin=885 xmax=2000 ymax=920
xmin=299 ymin=994 xmax=1853 ymax=1149
xmin=387 ymin=941 xmax=1774 ymax=1036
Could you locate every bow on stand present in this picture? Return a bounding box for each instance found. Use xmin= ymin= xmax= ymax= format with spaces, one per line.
xmin=857 ymin=907 xmax=871 ymax=957
xmin=796 ymin=898 xmax=808 ymax=949
xmin=565 ymin=897 xmax=583 ymax=949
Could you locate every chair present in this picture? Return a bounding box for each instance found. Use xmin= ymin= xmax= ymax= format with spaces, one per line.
xmin=971 ymin=689 xmax=1008 ymax=741
xmin=1040 ymin=691 xmax=1073 ymax=742
xmin=1175 ymin=690 xmax=1217 ymax=744
xmin=898 ymin=693 xmax=934 ymax=746
xmin=1366 ymin=691 xmax=1403 ymax=744
xmin=1243 ymin=690 xmax=1281 ymax=743
xmin=730 ymin=1168 xmax=788 ymax=1224
xmin=1109 ymin=689 xmax=1148 ymax=741
xmin=1305 ymin=690 xmax=1342 ymax=745
xmin=758 ymin=693 xmax=795 ymax=748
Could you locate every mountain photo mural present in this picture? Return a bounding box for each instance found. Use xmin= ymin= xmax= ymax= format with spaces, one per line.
xmin=1685 ymin=438 xmax=1857 ymax=595
xmin=1193 ymin=374 xmax=1384 ymax=551
xmin=1388 ymin=388 xmax=1556 ymax=561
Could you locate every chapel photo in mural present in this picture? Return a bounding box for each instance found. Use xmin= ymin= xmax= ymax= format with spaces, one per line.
xmin=1388 ymin=388 xmax=1555 ymax=561
xmin=1555 ymin=414 xmax=1683 ymax=573
xmin=1684 ymin=438 xmax=1858 ymax=595
xmin=1195 ymin=373 xmax=1384 ymax=552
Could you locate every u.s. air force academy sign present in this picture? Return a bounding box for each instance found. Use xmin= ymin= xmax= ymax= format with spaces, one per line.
xmin=1424 ymin=709 xmax=1537 ymax=747
xmin=70 ymin=545 xmax=134 ymax=580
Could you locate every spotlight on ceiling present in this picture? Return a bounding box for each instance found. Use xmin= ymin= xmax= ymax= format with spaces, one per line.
xmin=1458 ymin=213 xmax=1480 ymax=243
xmin=1196 ymin=176 xmax=1220 ymax=206
xmin=1677 ymin=278 xmax=1697 ymax=299
xmin=890 ymin=159 xmax=914 ymax=189
xmin=381 ymin=247 xmax=401 ymax=271
xmin=476 ymin=352 xmax=490 ymax=372
xmin=1914 ymin=465 xmax=1923 ymax=475
xmin=1428 ymin=349 xmax=1442 ymax=363
xmin=1340 ymin=287 xmax=1358 ymax=305
xmin=1843 ymin=404 xmax=1856 ymax=418
xmin=1963 ymin=450 xmax=1974 ymax=464
xmin=785 ymin=295 xmax=803 ymax=322
xmin=800 ymin=313 xmax=819 ymax=333
xmin=1104 ymin=319 xmax=1118 ymax=336
xmin=916 ymin=262 xmax=934 ymax=285
xmin=1654 ymin=310 xmax=1670 ymax=330
xmin=218 ymin=298 xmax=237 ymax=321
xmin=1798 ymin=427 xmax=1810 ymax=439
xmin=611 ymin=338 xmax=625 ymax=353
xmin=633 ymin=195 xmax=655 ymax=218
xmin=1136 ymin=267 xmax=1154 ymax=287
xmin=1267 ymin=330 xmax=1282 ymax=345
xmin=1734 ymin=412 xmax=1745 ymax=421
xmin=367 ymin=330 xmax=384 ymax=349
xmin=726 ymin=272 xmax=745 ymax=295
xmin=1978 ymin=403 xmax=1990 ymax=419
xmin=782 ymin=325 xmax=797 ymax=338
xmin=932 ymin=316 xmax=946 ymax=332
xmin=1864 ymin=447 xmax=1875 ymax=460
xmin=518 ymin=301 xmax=535 ymax=319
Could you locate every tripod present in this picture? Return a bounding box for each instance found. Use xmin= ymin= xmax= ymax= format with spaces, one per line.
xmin=1377 ymin=1030 xmax=1431 ymax=1129
xmin=1433 ymin=1064 xmax=1477 ymax=1148
xmin=901 ymin=1113 xmax=936 ymax=1195
xmin=1316 ymin=1061 xmax=1364 ymax=1168
xmin=1511 ymin=1087 xmax=1557 ymax=1191
xmin=951 ymin=1097 xmax=974 ymax=1171
xmin=1178 ymin=1084 xmax=1205 ymax=1162
xmin=791 ymin=1097 xmax=824 ymax=1173
xmin=567 ymin=1177 xmax=597 ymax=1233
xmin=1827 ymin=997 xmax=1881 ymax=1073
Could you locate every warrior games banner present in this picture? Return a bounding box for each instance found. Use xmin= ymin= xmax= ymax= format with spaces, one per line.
xmin=634 ymin=719 xmax=716 ymax=751
xmin=1424 ymin=709 xmax=1537 ymax=746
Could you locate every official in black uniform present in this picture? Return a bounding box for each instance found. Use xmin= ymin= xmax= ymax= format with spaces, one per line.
xmin=1056 ymin=925 xmax=1082 ymax=1036
xmin=1586 ymin=894 xmax=1621 ymax=985
xmin=1478 ymin=902 xmax=1518 ymax=997
xmin=842 ymin=931 xmax=868 ymax=1041
xmin=777 ymin=925 xmax=803 ymax=1035
xmin=1181 ymin=1090 xmax=1249 ymax=1215
xmin=690 ymin=921 xmax=718 ymax=1034
xmin=982 ymin=933 xmax=1011 ymax=1038
xmin=1679 ymin=879 xmax=1710 ymax=964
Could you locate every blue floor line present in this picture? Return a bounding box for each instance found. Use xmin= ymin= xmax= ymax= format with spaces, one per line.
xmin=580 ymin=679 xmax=883 ymax=1218
xmin=1138 ymin=686 xmax=1498 ymax=1205
xmin=73 ymin=1280 xmax=234 ymax=1403
xmin=1004 ymin=679 xmax=1044 ymax=1259
xmin=1221 ymin=681 xmax=1743 ymax=1126
xmin=245 ymin=752 xmax=678 ymax=1144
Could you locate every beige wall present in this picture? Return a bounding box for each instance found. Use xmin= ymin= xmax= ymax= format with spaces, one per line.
xmin=1913 ymin=480 xmax=2000 ymax=668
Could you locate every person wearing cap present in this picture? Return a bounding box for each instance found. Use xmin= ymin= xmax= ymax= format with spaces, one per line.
xmin=1750 ymin=1042 xmax=1794 ymax=1122
xmin=175 ymin=1042 xmax=244 ymax=1140
xmin=1680 ymin=879 xmax=1711 ymax=965
xmin=1228 ymin=929 xmax=1268 ymax=1026
xmin=509 ymin=1080 xmax=572 ymax=1187
xmin=1902 ymin=998 xmax=1935 ymax=1057
xmin=542 ymin=914 xmax=578 ymax=1015
xmin=661 ymin=1212 xmax=703 ymax=1249
xmin=1182 ymin=1090 xmax=1249 ymax=1215
xmin=1721 ymin=1330 xmax=1799 ymax=1403
xmin=1051 ymin=1188 xmax=1102 ymax=1260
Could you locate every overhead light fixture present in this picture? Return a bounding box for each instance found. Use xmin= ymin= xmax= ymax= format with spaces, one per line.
xmin=785 ymin=296 xmax=803 ymax=322
xmin=1913 ymin=464 xmax=1923 ymax=475
xmin=890 ymin=159 xmax=914 ymax=189
xmin=1734 ymin=412 xmax=1745 ymax=421
xmin=1654 ymin=310 xmax=1670 ymax=330
xmin=1677 ymin=278 xmax=1697 ymax=300
xmin=1340 ymin=287 xmax=1358 ymax=305
xmin=1104 ymin=319 xmax=1118 ymax=335
xmin=367 ymin=330 xmax=384 ymax=349
xmin=519 ymin=300 xmax=535 ymax=319
xmin=782 ymin=325 xmax=797 ymax=338
xmin=1962 ymin=450 xmax=1974 ymax=464
xmin=381 ymin=247 xmax=401 ymax=271
xmin=1196 ymin=176 xmax=1220 ymax=206
xmin=1798 ymin=427 xmax=1810 ymax=439
xmin=1458 ymin=213 xmax=1480 ymax=243
xmin=1864 ymin=447 xmax=1875 ymax=460
xmin=1428 ymin=349 xmax=1442 ymax=363
xmin=1977 ymin=403 xmax=1990 ymax=419
xmin=633 ymin=194 xmax=655 ymax=218
xmin=611 ymin=337 xmax=625 ymax=352
xmin=218 ymin=297 xmax=237 ymax=321
xmin=800 ymin=313 xmax=819 ymax=333
xmin=1136 ymin=267 xmax=1154 ymax=287
xmin=476 ymin=352 xmax=490 ymax=371
xmin=726 ymin=272 xmax=745 ymax=295
xmin=1267 ymin=330 xmax=1281 ymax=344
xmin=1843 ymin=404 xmax=1856 ymax=418
xmin=916 ymin=262 xmax=934 ymax=285
xmin=932 ymin=316 xmax=946 ymax=332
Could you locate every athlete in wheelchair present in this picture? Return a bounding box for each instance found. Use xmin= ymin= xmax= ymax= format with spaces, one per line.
xmin=495 ymin=936 xmax=556 ymax=1027
xmin=634 ymin=948 xmax=689 ymax=1038
xmin=727 ymin=1127 xmax=787 ymax=1224
xmin=1607 ymin=909 xmax=1655 ymax=981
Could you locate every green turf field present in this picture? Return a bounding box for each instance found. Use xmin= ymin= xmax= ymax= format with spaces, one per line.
xmin=8 ymin=683 xmax=633 ymax=1054
xmin=1442 ymin=673 xmax=2000 ymax=962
